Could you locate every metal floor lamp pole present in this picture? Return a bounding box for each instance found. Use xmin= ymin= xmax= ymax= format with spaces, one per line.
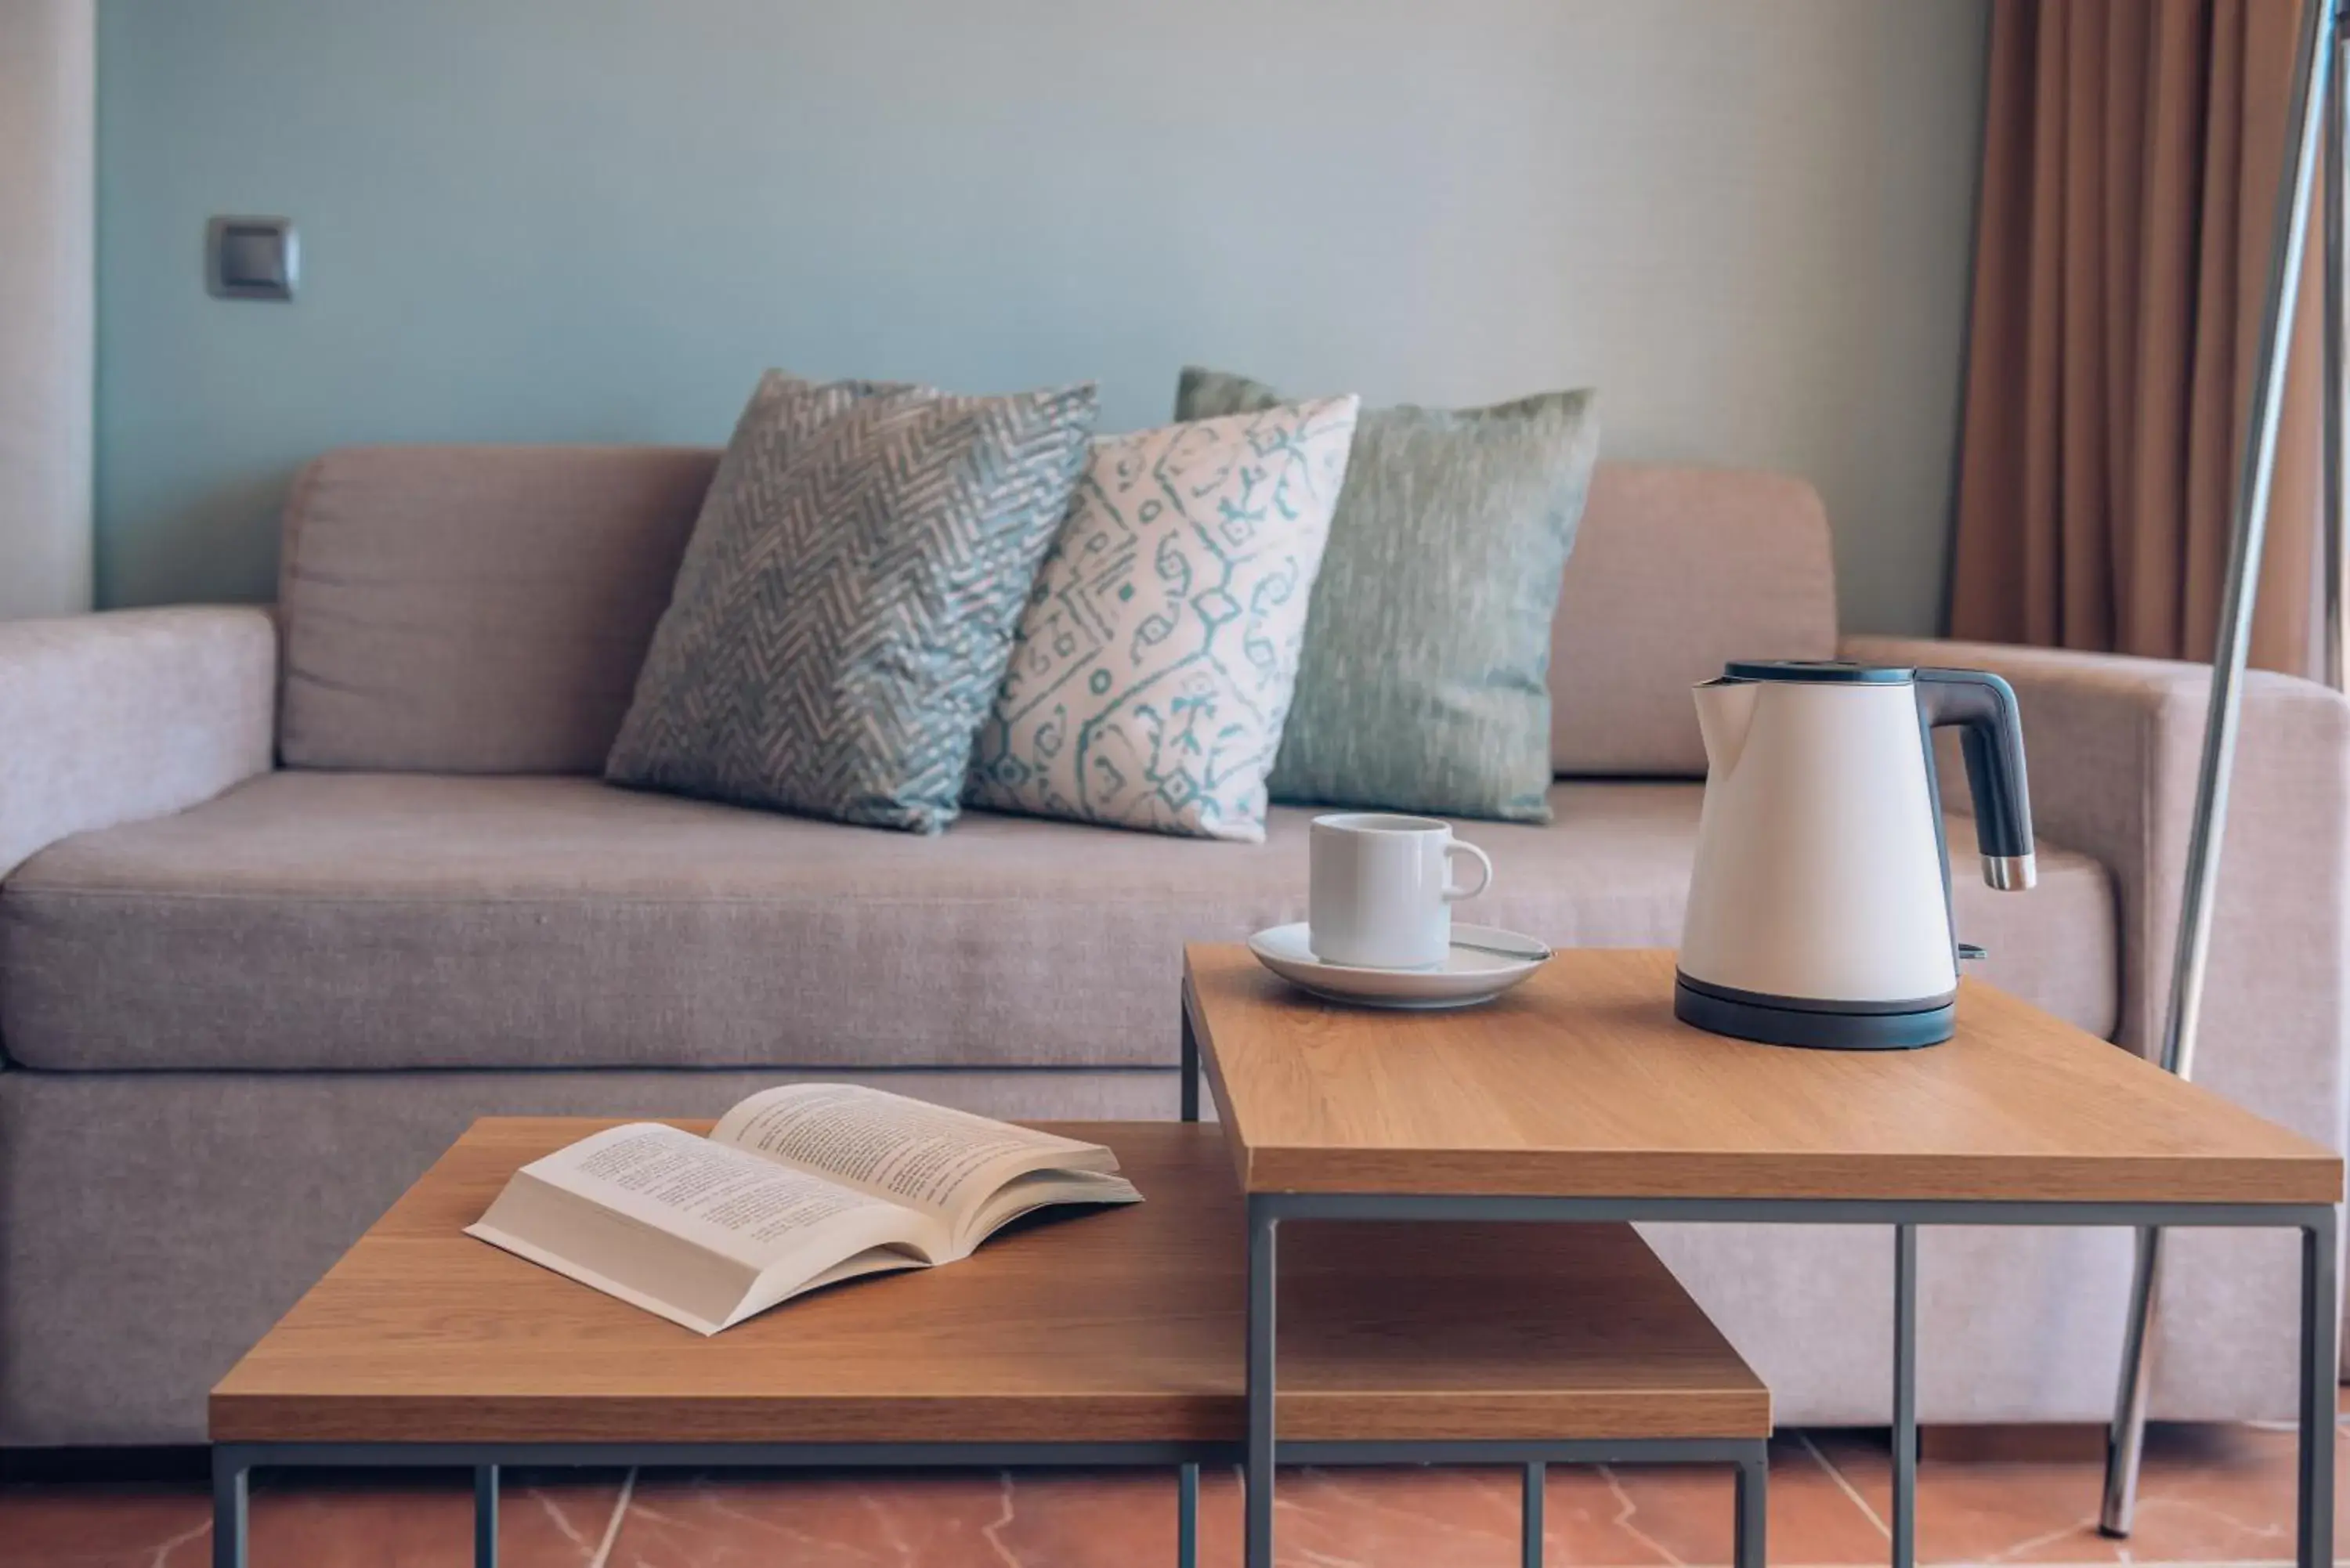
xmin=2102 ymin=0 xmax=2344 ymax=1536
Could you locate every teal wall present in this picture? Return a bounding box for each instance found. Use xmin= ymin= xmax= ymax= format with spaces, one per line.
xmin=97 ymin=0 xmax=1987 ymax=629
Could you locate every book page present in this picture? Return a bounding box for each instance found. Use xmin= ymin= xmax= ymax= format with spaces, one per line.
xmin=519 ymin=1122 xmax=935 ymax=1270
xmin=712 ymin=1084 xmax=1115 ymax=1223
xmin=967 ymin=1167 xmax=1144 ymax=1244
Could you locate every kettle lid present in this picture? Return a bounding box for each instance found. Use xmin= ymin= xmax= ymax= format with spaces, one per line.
xmin=1723 ymin=658 xmax=1914 ymax=685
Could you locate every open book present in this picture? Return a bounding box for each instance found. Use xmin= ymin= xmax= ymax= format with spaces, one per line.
xmin=465 ymin=1084 xmax=1141 ymax=1335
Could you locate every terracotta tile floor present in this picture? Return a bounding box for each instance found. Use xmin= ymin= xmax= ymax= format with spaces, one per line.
xmin=3 ymin=1416 xmax=2345 ymax=1568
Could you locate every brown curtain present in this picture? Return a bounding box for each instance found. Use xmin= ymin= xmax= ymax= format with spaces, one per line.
xmin=1950 ymin=0 xmax=2323 ymax=677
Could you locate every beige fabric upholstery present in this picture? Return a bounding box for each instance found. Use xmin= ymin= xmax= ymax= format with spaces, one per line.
xmin=0 ymin=607 xmax=274 ymax=882
xmin=1 ymin=771 xmax=2113 ymax=1073
xmin=1550 ymin=464 xmax=1838 ymax=776
xmin=276 ymin=445 xmax=719 ymax=774
xmin=269 ymin=445 xmax=1835 ymax=782
xmin=0 ymin=459 xmax=2323 ymax=1440
xmin=3 ymin=455 xmax=2321 ymax=1437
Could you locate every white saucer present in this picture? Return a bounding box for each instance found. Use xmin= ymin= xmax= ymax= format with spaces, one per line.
xmin=1246 ymin=923 xmax=1552 ymax=1010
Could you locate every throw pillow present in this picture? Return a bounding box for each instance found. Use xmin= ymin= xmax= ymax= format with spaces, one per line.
xmin=966 ymin=396 xmax=1361 ymax=842
xmin=608 ymin=371 xmax=1099 ymax=833
xmin=1175 ymin=367 xmax=1600 ymax=822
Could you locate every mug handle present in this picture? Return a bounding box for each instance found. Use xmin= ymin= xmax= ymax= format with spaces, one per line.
xmin=1442 ymin=840 xmax=1494 ymax=902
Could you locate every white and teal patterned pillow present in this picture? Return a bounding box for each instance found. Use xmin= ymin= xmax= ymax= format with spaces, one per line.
xmin=967 ymin=396 xmax=1358 ymax=842
xmin=609 ymin=371 xmax=1099 ymax=833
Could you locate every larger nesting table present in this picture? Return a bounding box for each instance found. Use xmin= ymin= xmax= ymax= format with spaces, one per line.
xmin=1180 ymin=944 xmax=2345 ymax=1568
xmin=211 ymin=1117 xmax=1770 ymax=1567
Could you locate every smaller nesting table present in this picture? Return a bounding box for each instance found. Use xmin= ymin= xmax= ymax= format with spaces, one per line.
xmin=1180 ymin=943 xmax=2344 ymax=1568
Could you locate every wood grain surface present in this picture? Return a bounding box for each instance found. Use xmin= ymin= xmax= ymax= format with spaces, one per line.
xmin=1188 ymin=945 xmax=2341 ymax=1203
xmin=212 ymin=1118 xmax=1766 ymax=1445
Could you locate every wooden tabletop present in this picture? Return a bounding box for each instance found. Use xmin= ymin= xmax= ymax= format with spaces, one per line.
xmin=213 ymin=1118 xmax=1767 ymax=1446
xmin=1188 ymin=945 xmax=2342 ymax=1205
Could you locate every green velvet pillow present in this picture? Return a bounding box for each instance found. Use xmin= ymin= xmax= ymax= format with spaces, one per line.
xmin=1175 ymin=368 xmax=1599 ymax=822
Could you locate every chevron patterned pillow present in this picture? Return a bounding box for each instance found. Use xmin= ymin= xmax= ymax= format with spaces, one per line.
xmin=607 ymin=372 xmax=1099 ymax=833
xmin=966 ymin=396 xmax=1359 ymax=842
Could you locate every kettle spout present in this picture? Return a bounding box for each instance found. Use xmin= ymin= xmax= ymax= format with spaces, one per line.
xmin=1693 ymin=678 xmax=1759 ymax=777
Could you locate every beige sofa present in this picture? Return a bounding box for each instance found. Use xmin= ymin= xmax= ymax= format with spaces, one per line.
xmin=2 ymin=446 xmax=2344 ymax=1446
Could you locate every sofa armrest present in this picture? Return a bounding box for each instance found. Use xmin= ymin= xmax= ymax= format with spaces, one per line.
xmin=1845 ymin=633 xmax=2350 ymax=1135
xmin=0 ymin=608 xmax=277 ymax=881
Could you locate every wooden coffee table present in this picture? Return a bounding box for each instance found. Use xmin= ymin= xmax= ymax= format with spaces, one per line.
xmin=210 ymin=1118 xmax=1770 ymax=1568
xmin=1180 ymin=944 xmax=2345 ymax=1568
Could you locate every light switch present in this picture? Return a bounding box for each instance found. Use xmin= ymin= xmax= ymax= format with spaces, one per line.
xmin=207 ymin=216 xmax=298 ymax=301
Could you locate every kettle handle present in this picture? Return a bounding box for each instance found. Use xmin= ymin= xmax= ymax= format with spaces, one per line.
xmin=1915 ymin=668 xmax=2037 ymax=891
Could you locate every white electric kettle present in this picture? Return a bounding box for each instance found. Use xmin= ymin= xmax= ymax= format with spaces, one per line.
xmin=1676 ymin=659 xmax=2035 ymax=1049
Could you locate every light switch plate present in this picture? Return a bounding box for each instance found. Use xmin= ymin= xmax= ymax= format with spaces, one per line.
xmin=207 ymin=216 xmax=298 ymax=301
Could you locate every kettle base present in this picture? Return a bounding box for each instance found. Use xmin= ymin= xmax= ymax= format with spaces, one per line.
xmin=1673 ymin=974 xmax=1954 ymax=1050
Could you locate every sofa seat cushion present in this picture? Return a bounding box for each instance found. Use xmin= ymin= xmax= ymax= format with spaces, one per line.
xmin=0 ymin=773 xmax=2117 ymax=1072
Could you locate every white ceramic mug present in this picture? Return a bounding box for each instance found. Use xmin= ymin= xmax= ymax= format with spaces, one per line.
xmin=1308 ymin=813 xmax=1495 ymax=970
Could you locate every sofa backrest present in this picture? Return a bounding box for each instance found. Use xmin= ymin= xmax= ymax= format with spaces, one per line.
xmin=278 ymin=446 xmax=719 ymax=774
xmin=276 ymin=446 xmax=1838 ymax=779
xmin=1552 ymin=464 xmax=1837 ymax=775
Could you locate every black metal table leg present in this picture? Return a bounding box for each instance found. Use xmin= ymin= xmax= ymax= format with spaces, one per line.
xmin=1892 ymin=1223 xmax=1918 ymax=1568
xmin=2298 ymin=1219 xmax=2337 ymax=1568
xmin=212 ymin=1449 xmax=248 ymax=1568
xmin=475 ymin=1463 xmax=498 ymax=1567
xmin=1246 ymin=1198 xmax=1278 ymax=1568
xmin=1735 ymin=1451 xmax=1768 ymax=1568
xmin=1177 ymin=1461 xmax=1199 ymax=1568
xmin=1180 ymin=995 xmax=1200 ymax=1123
xmin=1522 ymin=1460 xmax=1545 ymax=1567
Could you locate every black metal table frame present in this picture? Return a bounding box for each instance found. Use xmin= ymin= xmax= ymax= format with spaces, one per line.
xmin=210 ymin=1433 xmax=1766 ymax=1568
xmin=1177 ymin=1002 xmax=2343 ymax=1568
